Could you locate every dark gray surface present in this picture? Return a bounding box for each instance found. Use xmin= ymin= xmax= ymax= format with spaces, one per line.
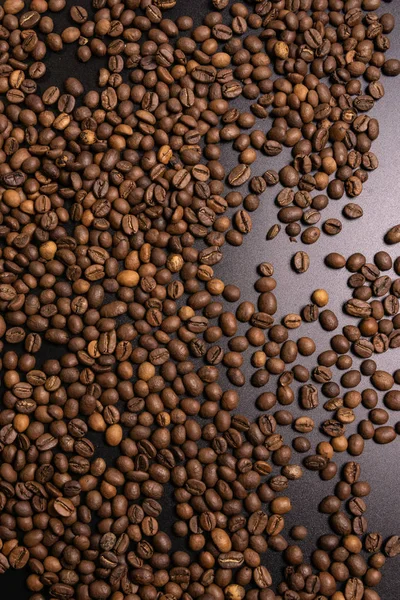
xmin=2 ymin=0 xmax=400 ymax=598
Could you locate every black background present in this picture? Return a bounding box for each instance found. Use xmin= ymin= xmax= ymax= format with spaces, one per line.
xmin=2 ymin=0 xmax=400 ymax=598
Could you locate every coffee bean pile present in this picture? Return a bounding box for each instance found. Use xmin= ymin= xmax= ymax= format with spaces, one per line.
xmin=0 ymin=0 xmax=400 ymax=600
xmin=313 ymin=249 xmax=400 ymax=451
xmin=328 ymin=250 xmax=400 ymax=357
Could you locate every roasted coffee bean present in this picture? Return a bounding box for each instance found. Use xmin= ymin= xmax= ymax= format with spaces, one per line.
xmin=385 ymin=536 xmax=400 ymax=557
xmin=300 ymin=385 xmax=319 ymax=410
xmin=325 ymin=253 xmax=346 ymax=269
xmin=8 ymin=546 xmax=29 ymax=569
xmin=304 ymin=455 xmax=329 ymax=471
xmin=385 ymin=225 xmax=400 ymax=244
xmin=267 ymin=224 xmax=281 ymax=240
xmin=228 ymin=164 xmax=251 ymax=187
xmin=293 ymin=252 xmax=310 ymax=274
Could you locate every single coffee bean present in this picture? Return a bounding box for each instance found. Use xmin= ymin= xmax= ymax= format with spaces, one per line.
xmin=293 ymin=251 xmax=310 ymax=274
xmin=385 ymin=225 xmax=400 ymax=244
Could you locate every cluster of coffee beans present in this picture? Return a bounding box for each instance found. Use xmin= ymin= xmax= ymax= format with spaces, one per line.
xmin=330 ymin=250 xmax=400 ymax=357
xmin=271 ymin=458 xmax=400 ymax=600
xmin=1 ymin=0 xmax=400 ymax=600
